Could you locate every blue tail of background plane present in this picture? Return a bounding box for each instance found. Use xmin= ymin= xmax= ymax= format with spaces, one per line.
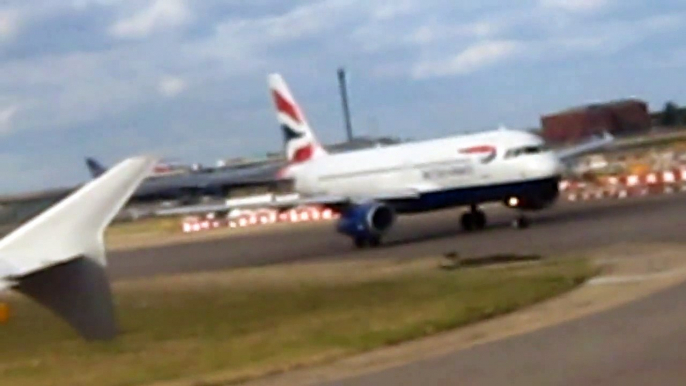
xmin=86 ymin=157 xmax=107 ymax=178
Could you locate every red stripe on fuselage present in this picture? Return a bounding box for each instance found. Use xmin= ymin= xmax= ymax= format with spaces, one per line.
xmin=272 ymin=91 xmax=302 ymax=124
xmin=459 ymin=145 xmax=496 ymax=154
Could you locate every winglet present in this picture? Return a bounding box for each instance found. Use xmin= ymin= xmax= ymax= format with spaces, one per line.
xmin=0 ymin=156 xmax=156 ymax=340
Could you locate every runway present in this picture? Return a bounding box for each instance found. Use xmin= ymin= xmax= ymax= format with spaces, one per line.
xmin=108 ymin=192 xmax=686 ymax=280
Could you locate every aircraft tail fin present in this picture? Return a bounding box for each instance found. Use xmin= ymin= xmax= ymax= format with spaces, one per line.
xmin=268 ymin=73 xmax=327 ymax=163
xmin=0 ymin=156 xmax=156 ymax=340
xmin=86 ymin=157 xmax=107 ymax=178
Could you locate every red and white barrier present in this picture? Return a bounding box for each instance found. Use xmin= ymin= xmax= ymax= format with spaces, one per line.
xmin=182 ymin=168 xmax=686 ymax=233
xmin=560 ymin=167 xmax=686 ymax=202
xmin=181 ymin=206 xmax=339 ymax=233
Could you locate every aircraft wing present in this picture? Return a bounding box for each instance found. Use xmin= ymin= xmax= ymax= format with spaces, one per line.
xmin=153 ymin=189 xmax=423 ymax=217
xmin=0 ymin=260 xmax=15 ymax=290
xmin=0 ymin=156 xmax=156 ymax=340
xmin=554 ymin=132 xmax=614 ymax=161
xmin=0 ymin=279 xmax=12 ymax=291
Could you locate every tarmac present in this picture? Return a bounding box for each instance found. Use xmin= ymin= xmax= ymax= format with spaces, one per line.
xmin=108 ymin=192 xmax=686 ymax=280
xmin=320 ymin=278 xmax=686 ymax=386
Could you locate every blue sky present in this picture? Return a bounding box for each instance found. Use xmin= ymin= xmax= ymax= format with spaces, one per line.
xmin=0 ymin=0 xmax=684 ymax=193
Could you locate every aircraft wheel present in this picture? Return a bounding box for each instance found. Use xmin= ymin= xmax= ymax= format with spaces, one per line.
xmin=461 ymin=212 xmax=475 ymax=231
xmin=353 ymin=235 xmax=382 ymax=248
xmin=473 ymin=210 xmax=487 ymax=230
xmin=368 ymin=235 xmax=382 ymax=248
xmin=353 ymin=236 xmax=368 ymax=248
xmin=461 ymin=210 xmax=487 ymax=231
xmin=512 ymin=216 xmax=530 ymax=229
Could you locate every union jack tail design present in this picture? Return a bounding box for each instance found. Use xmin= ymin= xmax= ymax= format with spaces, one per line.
xmin=268 ymin=73 xmax=327 ymax=164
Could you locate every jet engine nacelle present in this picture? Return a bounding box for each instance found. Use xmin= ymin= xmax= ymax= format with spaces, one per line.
xmin=335 ymin=202 xmax=396 ymax=239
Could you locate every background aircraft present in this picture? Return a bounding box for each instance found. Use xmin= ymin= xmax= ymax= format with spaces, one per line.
xmin=85 ymin=157 xmax=282 ymax=205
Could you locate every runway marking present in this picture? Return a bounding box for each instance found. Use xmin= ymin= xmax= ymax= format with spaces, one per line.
xmin=588 ymin=268 xmax=686 ymax=285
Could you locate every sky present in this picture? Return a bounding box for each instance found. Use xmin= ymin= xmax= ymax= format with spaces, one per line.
xmin=0 ymin=0 xmax=684 ymax=193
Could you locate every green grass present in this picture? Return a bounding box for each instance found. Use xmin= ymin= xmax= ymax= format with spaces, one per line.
xmin=107 ymin=217 xmax=183 ymax=237
xmin=0 ymin=257 xmax=593 ymax=386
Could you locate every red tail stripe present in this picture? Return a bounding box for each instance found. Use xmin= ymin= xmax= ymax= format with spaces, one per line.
xmin=292 ymin=144 xmax=314 ymax=163
xmin=272 ymin=91 xmax=302 ymax=124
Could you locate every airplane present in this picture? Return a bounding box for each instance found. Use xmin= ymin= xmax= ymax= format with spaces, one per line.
xmin=85 ymin=157 xmax=283 ymax=205
xmin=0 ymin=156 xmax=156 ymax=340
xmin=156 ymin=73 xmax=614 ymax=248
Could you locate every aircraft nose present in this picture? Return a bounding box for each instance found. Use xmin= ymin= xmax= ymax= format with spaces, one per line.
xmin=529 ymin=153 xmax=563 ymax=177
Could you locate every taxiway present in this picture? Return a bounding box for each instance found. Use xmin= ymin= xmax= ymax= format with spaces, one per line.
xmin=108 ymin=193 xmax=686 ymax=280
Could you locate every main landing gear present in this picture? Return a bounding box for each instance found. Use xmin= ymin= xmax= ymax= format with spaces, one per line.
xmin=512 ymin=215 xmax=530 ymax=229
xmin=353 ymin=234 xmax=382 ymax=249
xmin=460 ymin=206 xmax=531 ymax=231
xmin=461 ymin=206 xmax=487 ymax=232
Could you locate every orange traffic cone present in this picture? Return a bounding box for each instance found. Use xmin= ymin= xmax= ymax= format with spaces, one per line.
xmin=0 ymin=303 xmax=9 ymax=324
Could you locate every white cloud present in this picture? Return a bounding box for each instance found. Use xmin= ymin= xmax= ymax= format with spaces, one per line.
xmin=109 ymin=0 xmax=191 ymax=39
xmin=409 ymin=22 xmax=498 ymax=46
xmin=539 ymin=0 xmax=612 ymax=13
xmin=158 ymin=76 xmax=187 ymax=98
xmin=205 ymin=0 xmax=422 ymax=57
xmin=0 ymin=104 xmax=19 ymax=135
xmin=412 ymin=40 xmax=523 ymax=79
xmin=0 ymin=0 xmax=682 ymax=193
xmin=219 ymin=0 xmax=350 ymax=44
xmin=370 ymin=0 xmax=417 ymax=21
xmin=0 ymin=9 xmax=20 ymax=42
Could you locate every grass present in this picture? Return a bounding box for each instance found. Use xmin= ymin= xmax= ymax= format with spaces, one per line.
xmin=106 ymin=217 xmax=183 ymax=237
xmin=103 ymin=215 xmax=332 ymax=251
xmin=104 ymin=217 xmax=191 ymax=250
xmin=0 ymin=257 xmax=593 ymax=386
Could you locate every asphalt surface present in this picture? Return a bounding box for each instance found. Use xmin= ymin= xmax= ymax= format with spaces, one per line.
xmin=108 ymin=192 xmax=686 ymax=280
xmin=324 ymin=278 xmax=686 ymax=386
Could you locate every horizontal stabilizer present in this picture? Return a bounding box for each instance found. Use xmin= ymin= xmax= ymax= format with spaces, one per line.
xmin=0 ymin=156 xmax=156 ymax=340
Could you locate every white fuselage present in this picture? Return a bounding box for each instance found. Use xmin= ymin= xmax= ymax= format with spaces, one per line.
xmin=285 ymin=130 xmax=561 ymax=199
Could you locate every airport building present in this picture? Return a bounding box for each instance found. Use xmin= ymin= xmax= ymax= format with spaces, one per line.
xmin=541 ymin=99 xmax=651 ymax=144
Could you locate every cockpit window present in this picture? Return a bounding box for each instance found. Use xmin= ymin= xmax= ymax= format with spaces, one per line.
xmin=505 ymin=144 xmax=548 ymax=159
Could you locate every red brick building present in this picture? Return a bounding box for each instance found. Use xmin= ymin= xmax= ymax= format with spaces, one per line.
xmin=541 ymin=99 xmax=651 ymax=143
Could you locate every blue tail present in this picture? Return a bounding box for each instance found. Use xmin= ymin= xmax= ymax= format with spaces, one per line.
xmin=86 ymin=157 xmax=107 ymax=178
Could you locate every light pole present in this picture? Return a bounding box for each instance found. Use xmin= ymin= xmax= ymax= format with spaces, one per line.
xmin=337 ymin=67 xmax=354 ymax=142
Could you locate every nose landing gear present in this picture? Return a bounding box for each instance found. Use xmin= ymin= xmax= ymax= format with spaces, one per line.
xmin=512 ymin=215 xmax=530 ymax=229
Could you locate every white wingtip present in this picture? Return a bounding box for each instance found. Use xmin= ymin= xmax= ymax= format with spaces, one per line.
xmin=0 ymin=155 xmax=156 ymax=340
xmin=0 ymin=155 xmax=157 ymax=270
